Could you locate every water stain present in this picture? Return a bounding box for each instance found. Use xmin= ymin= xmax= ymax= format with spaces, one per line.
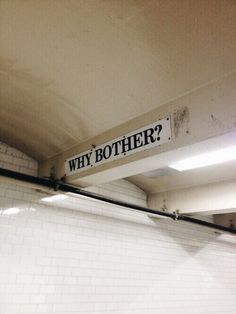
xmin=173 ymin=106 xmax=190 ymax=137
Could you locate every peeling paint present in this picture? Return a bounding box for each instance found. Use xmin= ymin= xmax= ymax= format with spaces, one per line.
xmin=173 ymin=106 xmax=190 ymax=137
xmin=210 ymin=113 xmax=224 ymax=128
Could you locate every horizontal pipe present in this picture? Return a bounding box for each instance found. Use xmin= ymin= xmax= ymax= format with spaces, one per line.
xmin=0 ymin=167 xmax=235 ymax=235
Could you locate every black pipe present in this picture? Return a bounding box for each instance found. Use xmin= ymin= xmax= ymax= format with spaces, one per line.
xmin=0 ymin=167 xmax=235 ymax=235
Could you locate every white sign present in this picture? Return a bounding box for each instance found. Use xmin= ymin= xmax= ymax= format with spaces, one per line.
xmin=65 ymin=116 xmax=171 ymax=176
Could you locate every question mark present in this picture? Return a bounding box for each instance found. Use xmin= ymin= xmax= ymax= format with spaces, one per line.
xmin=155 ymin=124 xmax=162 ymax=141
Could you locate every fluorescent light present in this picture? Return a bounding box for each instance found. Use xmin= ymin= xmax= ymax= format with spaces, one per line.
xmin=41 ymin=194 xmax=68 ymax=202
xmin=3 ymin=207 xmax=20 ymax=215
xmin=169 ymin=145 xmax=236 ymax=171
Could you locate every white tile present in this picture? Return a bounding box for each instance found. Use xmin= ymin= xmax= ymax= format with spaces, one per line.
xmin=0 ymin=142 xmax=236 ymax=314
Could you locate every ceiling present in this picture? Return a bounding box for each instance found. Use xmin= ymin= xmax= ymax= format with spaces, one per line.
xmin=1 ymin=0 xmax=236 ymax=193
xmin=130 ymin=159 xmax=236 ymax=194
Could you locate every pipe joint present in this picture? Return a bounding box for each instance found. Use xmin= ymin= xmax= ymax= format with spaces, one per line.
xmin=173 ymin=210 xmax=179 ymax=221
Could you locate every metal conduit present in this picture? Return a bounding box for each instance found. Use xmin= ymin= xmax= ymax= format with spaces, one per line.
xmin=0 ymin=167 xmax=235 ymax=235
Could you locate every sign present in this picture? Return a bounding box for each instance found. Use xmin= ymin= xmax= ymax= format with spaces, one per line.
xmin=65 ymin=116 xmax=171 ymax=176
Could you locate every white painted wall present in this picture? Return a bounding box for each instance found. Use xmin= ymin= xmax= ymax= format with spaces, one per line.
xmin=148 ymin=180 xmax=236 ymax=215
xmin=0 ymin=142 xmax=236 ymax=314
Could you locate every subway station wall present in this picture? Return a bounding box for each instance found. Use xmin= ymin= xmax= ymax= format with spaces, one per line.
xmin=0 ymin=141 xmax=236 ymax=314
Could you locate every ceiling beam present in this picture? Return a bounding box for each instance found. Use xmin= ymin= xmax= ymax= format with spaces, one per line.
xmin=148 ymin=180 xmax=236 ymax=215
xmin=39 ymin=72 xmax=236 ymax=187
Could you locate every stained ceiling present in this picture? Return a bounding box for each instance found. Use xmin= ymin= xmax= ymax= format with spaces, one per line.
xmin=0 ymin=0 xmax=236 ymax=193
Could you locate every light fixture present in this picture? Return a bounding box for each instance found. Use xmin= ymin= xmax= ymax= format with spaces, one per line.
xmin=41 ymin=194 xmax=69 ymax=202
xmin=169 ymin=145 xmax=236 ymax=171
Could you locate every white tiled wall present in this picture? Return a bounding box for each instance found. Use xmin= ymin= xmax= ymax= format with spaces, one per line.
xmin=0 ymin=142 xmax=236 ymax=314
xmin=0 ymin=141 xmax=38 ymax=176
